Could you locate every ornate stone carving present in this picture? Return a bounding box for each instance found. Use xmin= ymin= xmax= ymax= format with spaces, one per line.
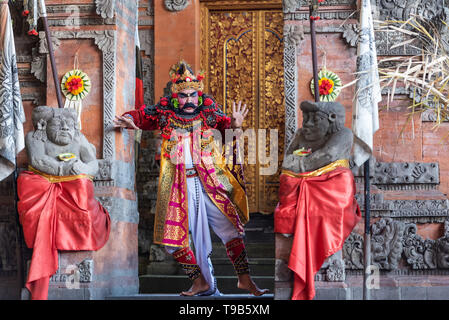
xmin=95 ymin=0 xmax=116 ymax=19
xmin=139 ymin=30 xmax=154 ymax=57
xmin=437 ymin=7 xmax=449 ymax=53
xmin=95 ymin=159 xmax=113 ymax=181
xmin=284 ymin=24 xmax=304 ymax=47
xmin=344 ymin=219 xmax=449 ymax=271
xmin=142 ymin=57 xmax=155 ymax=105
xmin=50 ymin=259 xmax=94 ymax=283
xmin=372 ymin=0 xmax=445 ymax=21
xmin=283 ymin=0 xmax=301 ymax=13
xmin=371 ymin=218 xmax=405 ymax=270
xmin=403 ymin=223 xmax=436 ymax=269
xmin=38 ymin=34 xmax=61 ymax=55
xmin=435 ymin=221 xmax=449 ymax=268
xmin=343 ymin=219 xmax=405 ymax=270
xmin=320 ymin=0 xmax=356 ymax=4
xmin=372 ymin=0 xmax=447 ymax=55
xmin=374 ymin=29 xmax=422 ymax=56
xmin=343 ymin=232 xmax=364 ymax=269
xmin=283 ymin=25 xmax=300 ymax=147
xmin=77 ymin=259 xmax=93 ymax=283
xmin=31 ymin=48 xmax=45 ymax=83
xmin=421 ymin=109 xmax=448 ymax=123
xmin=164 ymin=0 xmax=190 ymax=12
xmin=286 ymin=11 xmax=358 ymax=20
xmin=326 ymin=258 xmax=346 ymax=281
xmin=342 ymin=23 xmax=360 ymax=47
xmin=403 ymin=220 xmax=449 ymax=269
xmin=147 ymin=0 xmax=154 ymax=16
xmin=373 ymin=162 xmax=439 ymax=185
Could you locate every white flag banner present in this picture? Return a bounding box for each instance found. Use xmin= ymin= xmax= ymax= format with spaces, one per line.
xmin=0 ymin=1 xmax=26 ymax=181
xmin=352 ymin=0 xmax=381 ymax=167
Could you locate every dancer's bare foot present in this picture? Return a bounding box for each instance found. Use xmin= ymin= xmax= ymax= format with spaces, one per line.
xmin=180 ymin=275 xmax=210 ymax=296
xmin=237 ymin=273 xmax=269 ymax=296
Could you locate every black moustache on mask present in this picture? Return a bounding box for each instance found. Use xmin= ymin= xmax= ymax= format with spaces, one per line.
xmin=177 ymin=102 xmax=201 ymax=115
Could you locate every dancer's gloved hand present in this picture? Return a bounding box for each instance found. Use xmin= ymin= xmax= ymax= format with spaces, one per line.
xmin=231 ymin=101 xmax=249 ymax=129
xmin=113 ymin=115 xmax=139 ymax=130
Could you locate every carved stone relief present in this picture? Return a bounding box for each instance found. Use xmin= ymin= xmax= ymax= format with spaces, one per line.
xmin=283 ymin=0 xmax=301 ymax=13
xmin=371 ymin=0 xmax=445 ymax=21
xmin=371 ymin=218 xmax=405 ymax=270
xmin=343 ymin=232 xmax=364 ymax=269
xmin=95 ymin=0 xmax=116 ymax=19
xmin=342 ymin=23 xmax=360 ymax=47
xmin=30 ymin=48 xmax=45 ymax=83
xmin=50 ymin=259 xmax=94 ymax=283
xmin=77 ymin=259 xmax=94 ymax=283
xmin=351 ymin=160 xmax=439 ymax=188
xmin=283 ymin=24 xmax=303 ymax=147
xmin=320 ymin=251 xmax=346 ymax=282
xmin=403 ymin=220 xmax=449 ymax=269
xmin=374 ymin=162 xmax=439 ymax=185
xmin=403 ymin=223 xmax=437 ymax=269
xmin=342 ymin=219 xmax=449 ymax=272
xmin=164 ymin=0 xmax=190 ymax=12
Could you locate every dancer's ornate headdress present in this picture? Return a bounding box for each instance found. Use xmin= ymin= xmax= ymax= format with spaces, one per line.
xmin=169 ymin=60 xmax=205 ymax=93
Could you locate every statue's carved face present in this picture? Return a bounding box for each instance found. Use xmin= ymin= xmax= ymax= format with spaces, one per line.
xmin=302 ymin=111 xmax=332 ymax=141
xmin=46 ymin=115 xmax=76 ymax=146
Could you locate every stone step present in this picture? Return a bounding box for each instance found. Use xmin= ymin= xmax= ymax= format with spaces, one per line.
xmin=106 ymin=293 xmax=274 ymax=300
xmin=210 ymin=242 xmax=274 ymax=259
xmin=139 ymin=275 xmax=274 ymax=295
xmin=211 ymin=258 xmax=274 ymax=276
xmin=146 ymin=258 xmax=275 ymax=276
xmin=146 ymin=258 xmax=274 ymax=276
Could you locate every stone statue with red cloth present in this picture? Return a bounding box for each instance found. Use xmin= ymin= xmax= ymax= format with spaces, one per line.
xmin=275 ymin=100 xmax=361 ymax=300
xmin=17 ymin=106 xmax=111 ymax=300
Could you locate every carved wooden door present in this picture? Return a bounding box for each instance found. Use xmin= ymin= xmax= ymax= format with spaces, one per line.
xmin=200 ymin=2 xmax=284 ymax=214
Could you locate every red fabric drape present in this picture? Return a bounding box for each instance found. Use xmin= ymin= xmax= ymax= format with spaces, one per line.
xmin=275 ymin=167 xmax=361 ymax=300
xmin=17 ymin=171 xmax=111 ymax=300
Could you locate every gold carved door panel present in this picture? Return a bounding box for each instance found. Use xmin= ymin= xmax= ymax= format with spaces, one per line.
xmin=201 ymin=6 xmax=284 ymax=214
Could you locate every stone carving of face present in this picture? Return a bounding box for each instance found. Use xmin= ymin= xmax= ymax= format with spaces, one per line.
xmin=177 ymin=89 xmax=199 ymax=115
xmin=302 ymin=111 xmax=332 ymax=142
xmin=46 ymin=115 xmax=76 ymax=146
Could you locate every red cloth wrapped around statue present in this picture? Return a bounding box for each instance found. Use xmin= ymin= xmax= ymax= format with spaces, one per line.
xmin=17 ymin=169 xmax=111 ymax=300
xmin=275 ymin=161 xmax=361 ymax=300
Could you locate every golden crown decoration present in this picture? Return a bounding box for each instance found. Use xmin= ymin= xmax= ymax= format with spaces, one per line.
xmin=169 ymin=60 xmax=205 ymax=94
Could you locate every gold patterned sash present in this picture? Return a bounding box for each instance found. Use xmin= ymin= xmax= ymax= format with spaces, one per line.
xmin=28 ymin=166 xmax=94 ymax=183
xmin=281 ymin=159 xmax=350 ymax=178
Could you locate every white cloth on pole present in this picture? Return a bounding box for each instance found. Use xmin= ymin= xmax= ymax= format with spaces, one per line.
xmin=351 ymin=0 xmax=381 ymax=167
xmin=0 ymin=3 xmax=26 ymax=181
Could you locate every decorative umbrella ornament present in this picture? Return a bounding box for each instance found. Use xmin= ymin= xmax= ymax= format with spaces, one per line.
xmin=61 ymin=56 xmax=91 ymax=130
